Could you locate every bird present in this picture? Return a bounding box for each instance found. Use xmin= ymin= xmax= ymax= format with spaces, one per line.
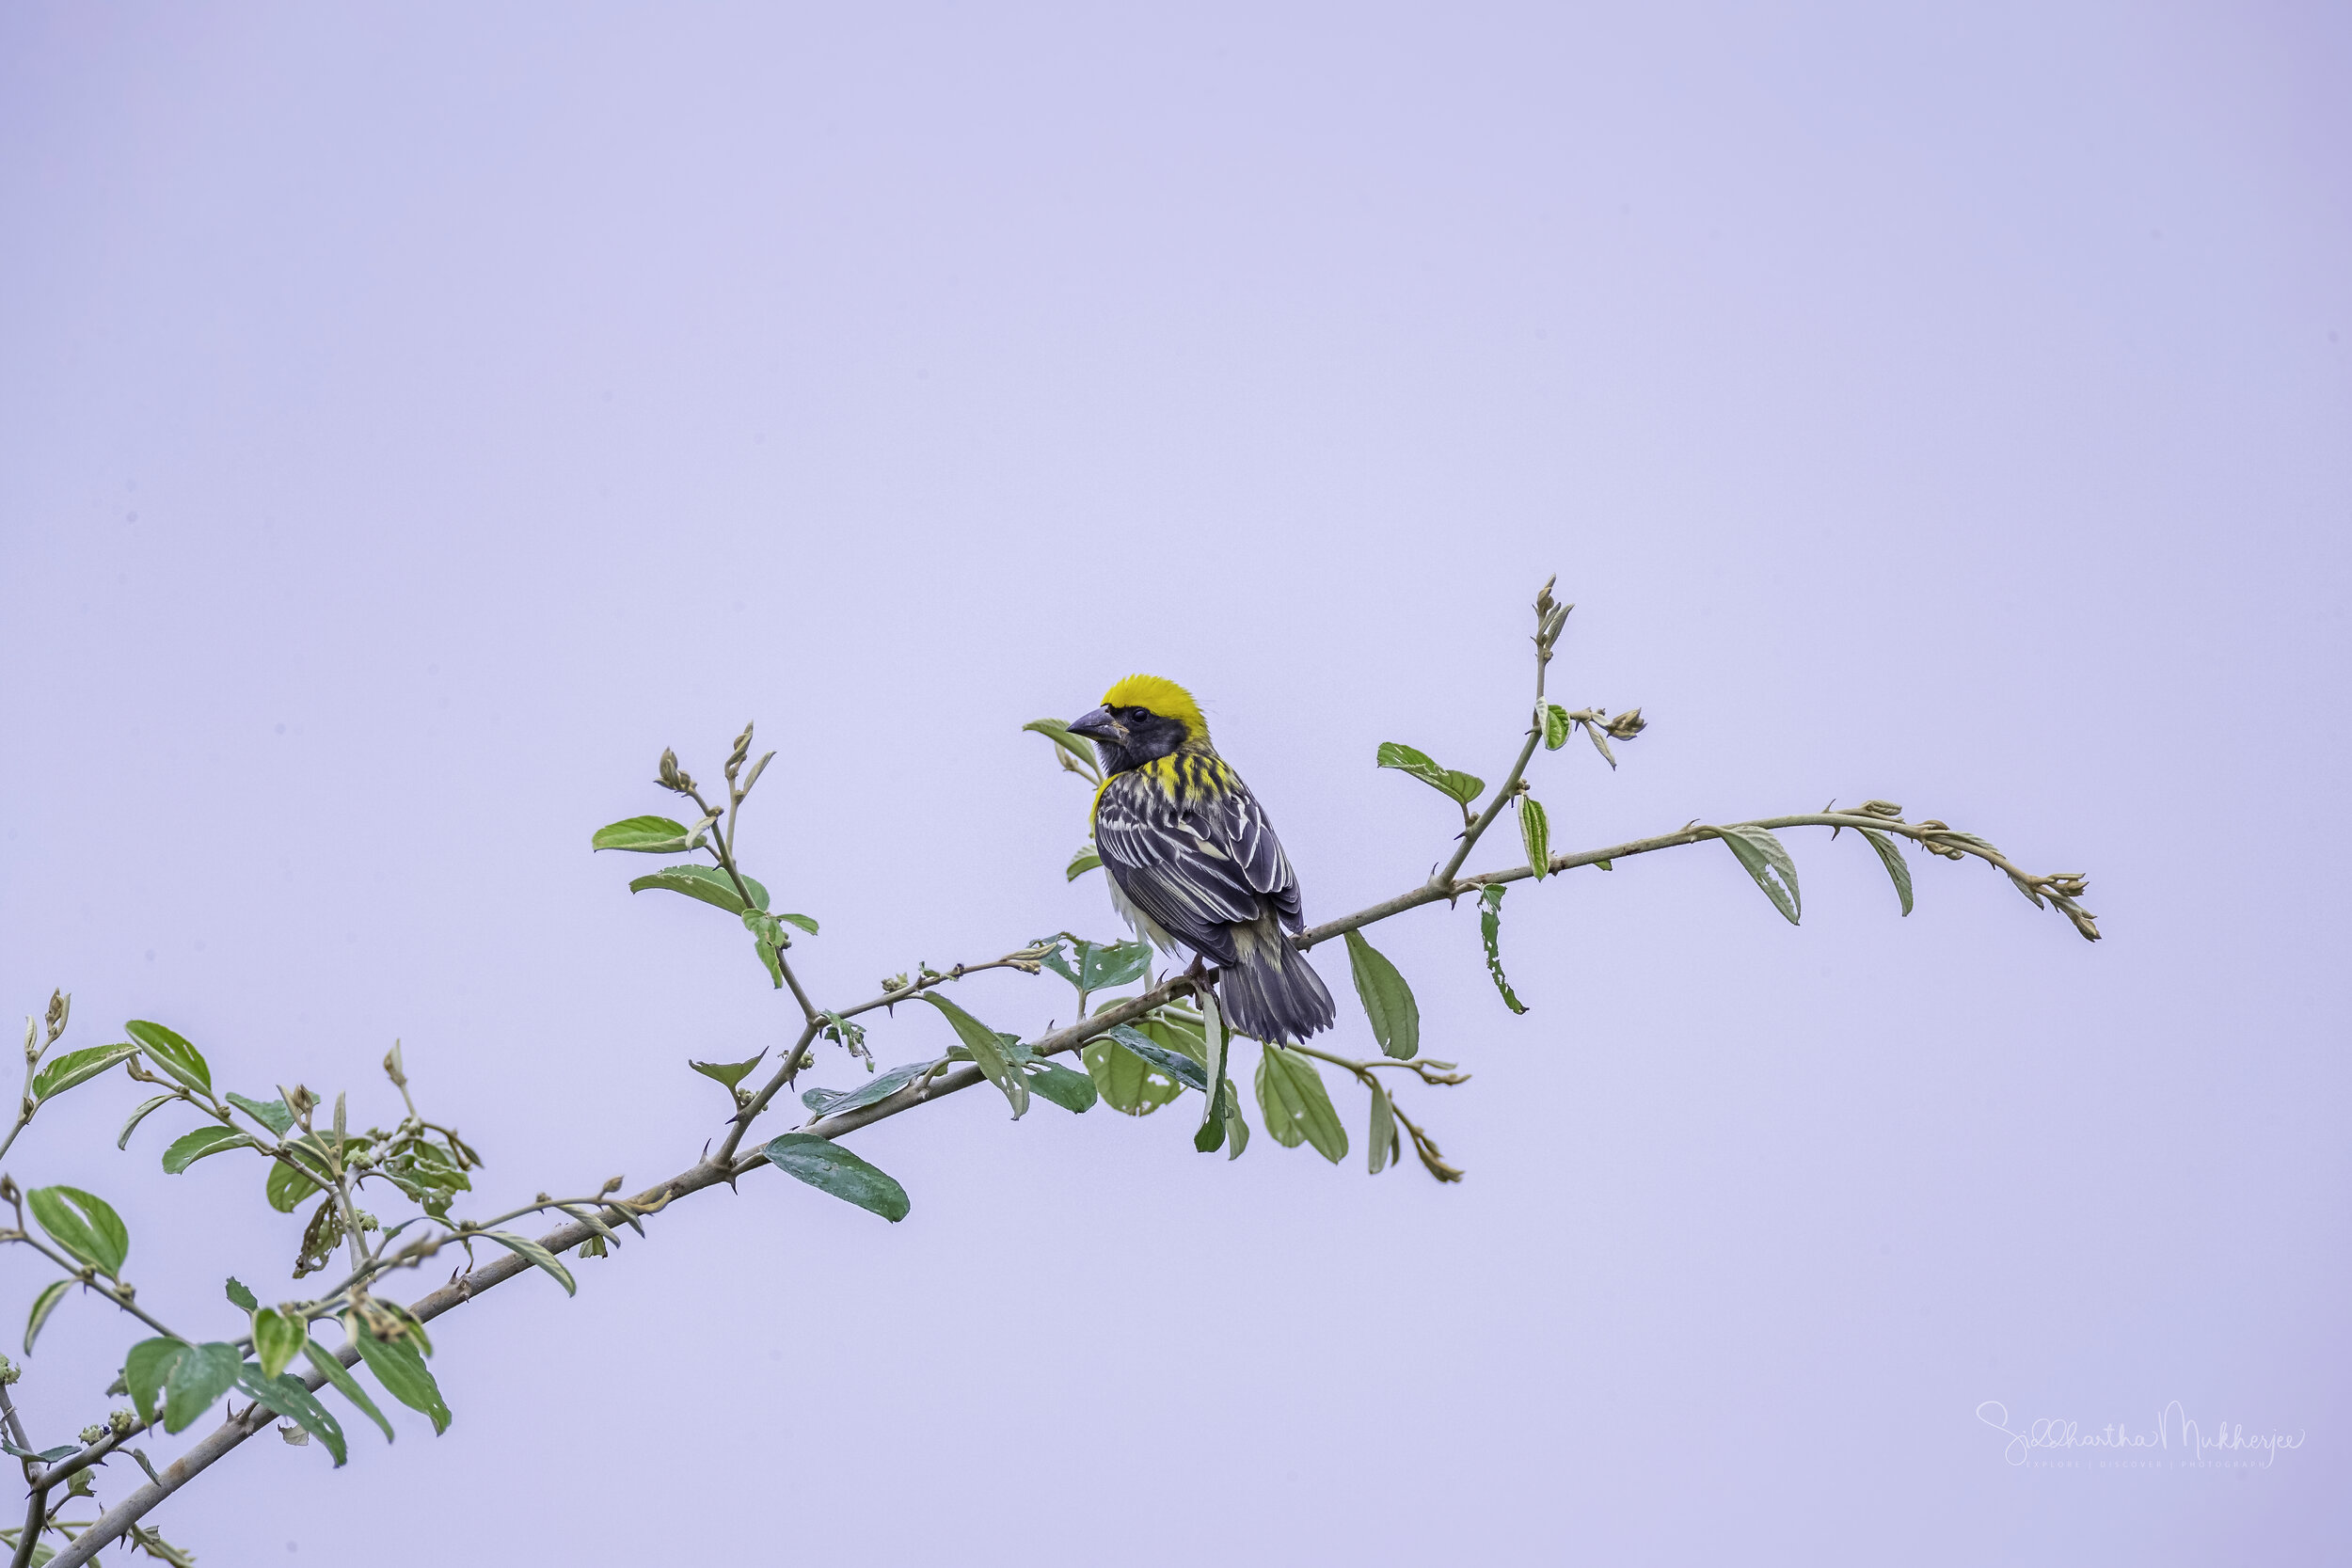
xmin=1067 ymin=675 xmax=1336 ymax=1045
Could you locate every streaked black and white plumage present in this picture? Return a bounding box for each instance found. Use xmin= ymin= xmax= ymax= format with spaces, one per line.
xmin=1068 ymin=674 xmax=1336 ymax=1045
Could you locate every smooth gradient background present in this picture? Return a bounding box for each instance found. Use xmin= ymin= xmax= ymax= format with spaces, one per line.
xmin=3 ymin=5 xmax=2346 ymax=1563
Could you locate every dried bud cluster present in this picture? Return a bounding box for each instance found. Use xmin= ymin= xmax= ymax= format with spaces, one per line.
xmin=656 ymin=747 xmax=695 ymax=795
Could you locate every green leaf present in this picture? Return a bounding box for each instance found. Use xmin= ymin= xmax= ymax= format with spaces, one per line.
xmin=226 ymin=1092 xmax=294 ymax=1135
xmin=252 ymin=1307 xmax=303 ymax=1379
xmin=1100 ymin=1026 xmax=1211 ymax=1094
xmin=1478 ymin=885 xmax=1529 ymax=1015
xmin=688 ymin=1052 xmax=765 ymax=1090
xmin=354 ymin=1331 xmax=450 ymax=1434
xmin=1079 ymin=939 xmax=1152 ymax=993
xmin=1253 ymin=1044 xmax=1349 ymax=1164
xmin=803 ymin=1059 xmax=942 ymax=1120
xmin=303 ymin=1338 xmax=396 ymax=1445
xmin=1023 ymin=717 xmax=1103 ymax=774
xmin=1715 ymin=824 xmax=1803 ymax=925
xmin=751 ymin=927 xmax=786 ymax=988
xmin=1221 ymin=1085 xmax=1251 ymax=1160
xmin=1065 ymin=845 xmax=1102 ymax=881
xmin=236 ymin=1364 xmax=346 ymax=1466
xmin=1518 ymin=794 xmax=1550 ymax=879
xmin=266 ymin=1158 xmax=321 ymax=1214
xmin=1859 ymin=828 xmax=1915 ymax=916
xmin=915 ymin=994 xmax=1027 ymax=1118
xmin=124 ymin=1338 xmax=186 ymax=1427
xmin=473 ymin=1230 xmax=578 ymax=1296
xmin=1024 ymin=1059 xmax=1098 ymax=1113
xmin=761 ymin=1133 xmax=911 ymax=1222
xmin=116 ymin=1094 xmax=176 ymax=1151
xmin=1342 ymin=930 xmax=1421 ymax=1060
xmin=27 ymin=1186 xmax=129 ymax=1276
xmin=1543 ymin=703 xmax=1573 ymax=751
xmin=23 ymin=1280 xmax=70 ymax=1354
xmin=224 ymin=1277 xmax=258 ymax=1311
xmin=162 ymin=1124 xmax=258 ymax=1174
xmin=591 ymin=815 xmax=699 ymax=853
xmin=1192 ymin=994 xmax=1231 ymax=1153
xmin=1367 ymin=1080 xmax=1396 ymax=1175
xmin=1375 ymin=742 xmax=1484 ymax=805
xmin=776 ymin=912 xmax=818 ymax=936
xmin=628 ymin=863 xmax=768 ymax=913
xmin=163 ymin=1341 xmax=243 ymax=1433
xmin=124 ymin=1020 xmax=211 ymax=1095
xmin=30 ymin=1043 xmax=135 ymax=1102
xmin=1082 ymin=1030 xmax=1187 ymax=1116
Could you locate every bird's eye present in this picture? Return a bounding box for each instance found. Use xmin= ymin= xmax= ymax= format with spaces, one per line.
xmin=1127 ymin=707 xmax=1150 ymax=723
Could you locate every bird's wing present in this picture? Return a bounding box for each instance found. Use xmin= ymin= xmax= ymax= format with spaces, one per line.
xmin=1093 ymin=772 xmax=1264 ymax=959
xmin=1208 ymin=774 xmax=1305 ymax=930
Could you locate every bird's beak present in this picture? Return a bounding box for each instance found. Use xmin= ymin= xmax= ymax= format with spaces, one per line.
xmin=1067 ymin=705 xmax=1124 ymax=743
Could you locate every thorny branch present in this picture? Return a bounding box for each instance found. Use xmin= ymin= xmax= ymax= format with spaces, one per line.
xmin=13 ymin=581 xmax=2096 ymax=1565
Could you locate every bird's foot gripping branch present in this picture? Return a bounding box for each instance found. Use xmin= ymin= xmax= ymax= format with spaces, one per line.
xmin=0 ymin=578 xmax=2094 ymax=1565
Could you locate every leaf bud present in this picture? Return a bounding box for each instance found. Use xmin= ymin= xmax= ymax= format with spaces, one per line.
xmin=108 ymin=1408 xmax=135 ymax=1436
xmin=382 ymin=1041 xmax=407 ymax=1088
xmin=1854 ymin=800 xmax=1904 ymax=819
xmin=657 ymin=747 xmax=684 ymax=790
xmin=0 ymin=1177 xmax=16 ymax=1206
xmin=599 ymin=1174 xmax=624 ymax=1196
xmin=21 ymin=1018 xmax=35 ymax=1063
xmin=2048 ymin=873 xmax=2090 ymax=898
xmin=44 ymin=990 xmax=69 ymax=1043
xmin=1604 ymin=707 xmax=1647 ymax=740
xmin=0 ymin=1355 xmax=18 ymax=1385
xmin=79 ymin=1424 xmax=104 ymax=1446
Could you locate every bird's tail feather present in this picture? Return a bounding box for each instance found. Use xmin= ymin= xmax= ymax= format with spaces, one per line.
xmin=1219 ymin=918 xmax=1336 ymax=1046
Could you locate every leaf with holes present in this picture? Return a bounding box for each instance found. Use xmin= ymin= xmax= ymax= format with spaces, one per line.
xmin=629 ymin=863 xmax=769 ymax=912
xmin=125 ymin=1020 xmax=211 ymax=1095
xmin=1715 ymin=824 xmax=1802 ymax=926
xmin=28 ymin=1185 xmax=129 ymax=1276
xmin=1375 ymin=742 xmax=1483 ymax=805
xmin=1479 ymin=885 xmax=1528 ymax=1015
xmin=31 ymin=1044 xmax=136 ymax=1103
xmin=1024 ymin=1059 xmax=1098 ymax=1113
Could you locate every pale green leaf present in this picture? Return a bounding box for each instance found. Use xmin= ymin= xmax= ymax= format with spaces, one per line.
xmin=629 ymin=863 xmax=768 ymax=912
xmin=125 ymin=1020 xmax=210 ymax=1094
xmin=473 ymin=1230 xmax=577 ymax=1296
xmin=688 ymin=1052 xmax=765 ymax=1090
xmin=252 ymin=1307 xmax=303 ymax=1379
xmin=1367 ymin=1080 xmax=1397 ymax=1175
xmin=1715 ymin=824 xmax=1802 ymax=925
xmin=124 ymin=1338 xmax=186 ymax=1428
xmin=916 ymin=994 xmax=1027 ymax=1118
xmin=1024 ymin=1059 xmax=1098 ymax=1113
xmin=1343 ymin=929 xmax=1421 ymax=1060
xmin=1253 ymin=1044 xmax=1348 ymax=1164
xmin=226 ymin=1092 xmax=294 ymax=1134
xmin=1519 ymin=794 xmax=1550 ymax=879
xmin=23 ymin=1280 xmax=70 ymax=1354
xmin=31 ymin=1044 xmax=135 ymax=1102
xmin=1542 ymin=703 xmax=1573 ymax=751
xmin=162 ymin=1341 xmax=242 ymax=1433
xmin=591 ymin=815 xmax=698 ymax=853
xmin=162 ymin=1125 xmax=258 ymax=1174
xmin=1859 ymin=828 xmax=1914 ymax=916
xmin=1375 ymin=742 xmax=1483 ymax=805
xmin=28 ymin=1185 xmax=129 ymax=1276
xmin=117 ymin=1093 xmax=176 ymax=1151
xmin=1065 ymin=845 xmax=1102 ymax=881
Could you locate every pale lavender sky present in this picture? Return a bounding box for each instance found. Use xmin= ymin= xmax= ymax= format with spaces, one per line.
xmin=3 ymin=5 xmax=2347 ymax=1563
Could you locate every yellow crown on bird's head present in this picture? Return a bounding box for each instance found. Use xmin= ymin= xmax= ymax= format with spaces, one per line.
xmin=1101 ymin=673 xmax=1207 ymax=739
